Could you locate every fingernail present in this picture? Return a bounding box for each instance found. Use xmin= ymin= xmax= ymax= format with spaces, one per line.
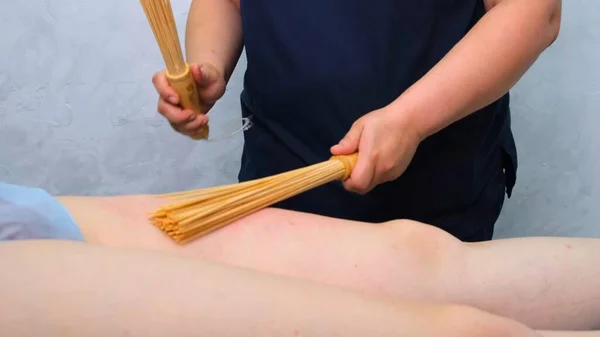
xmin=168 ymin=97 xmax=178 ymax=104
xmin=187 ymin=115 xmax=196 ymax=122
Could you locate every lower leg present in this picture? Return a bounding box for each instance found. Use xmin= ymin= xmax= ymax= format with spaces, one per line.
xmin=378 ymin=220 xmax=600 ymax=330
xmin=0 ymin=239 xmax=538 ymax=337
xmin=452 ymin=237 xmax=600 ymax=330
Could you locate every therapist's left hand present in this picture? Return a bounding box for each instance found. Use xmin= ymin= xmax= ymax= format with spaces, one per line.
xmin=330 ymin=106 xmax=423 ymax=194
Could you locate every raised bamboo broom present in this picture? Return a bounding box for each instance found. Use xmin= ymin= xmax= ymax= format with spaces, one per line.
xmin=139 ymin=0 xmax=209 ymax=140
xmin=150 ymin=153 xmax=358 ymax=244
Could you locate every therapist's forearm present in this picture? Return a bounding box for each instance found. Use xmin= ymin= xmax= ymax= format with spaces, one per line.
xmin=390 ymin=0 xmax=562 ymax=140
xmin=185 ymin=0 xmax=243 ymax=82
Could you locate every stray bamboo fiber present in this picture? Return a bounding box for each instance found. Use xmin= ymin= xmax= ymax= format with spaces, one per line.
xmin=139 ymin=0 xmax=209 ymax=139
xmin=150 ymin=153 xmax=358 ymax=244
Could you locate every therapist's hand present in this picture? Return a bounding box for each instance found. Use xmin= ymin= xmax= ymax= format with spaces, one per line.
xmin=330 ymin=107 xmax=423 ymax=194
xmin=153 ymin=63 xmax=226 ymax=137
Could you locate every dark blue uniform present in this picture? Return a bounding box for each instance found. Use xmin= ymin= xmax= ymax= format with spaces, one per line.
xmin=238 ymin=0 xmax=518 ymax=241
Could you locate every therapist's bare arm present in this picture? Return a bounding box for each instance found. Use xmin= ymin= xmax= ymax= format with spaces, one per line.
xmin=389 ymin=0 xmax=561 ymax=140
xmin=60 ymin=195 xmax=600 ymax=331
xmin=185 ymin=0 xmax=243 ymax=82
xmin=0 ymin=240 xmax=539 ymax=337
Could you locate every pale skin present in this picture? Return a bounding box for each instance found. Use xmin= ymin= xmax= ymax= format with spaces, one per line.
xmin=0 ymin=239 xmax=540 ymax=337
xmin=153 ymin=0 xmax=562 ymax=193
xmin=52 ymin=194 xmax=600 ymax=331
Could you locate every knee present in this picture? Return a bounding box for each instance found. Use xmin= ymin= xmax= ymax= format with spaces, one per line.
xmin=382 ymin=219 xmax=465 ymax=262
xmin=378 ymin=219 xmax=469 ymax=300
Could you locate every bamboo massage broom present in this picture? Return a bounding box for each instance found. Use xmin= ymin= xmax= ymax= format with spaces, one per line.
xmin=139 ymin=1 xmax=359 ymax=244
xmin=150 ymin=153 xmax=359 ymax=244
xmin=139 ymin=0 xmax=209 ymax=140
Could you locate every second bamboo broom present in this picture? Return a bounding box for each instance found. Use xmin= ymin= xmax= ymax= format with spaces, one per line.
xmin=150 ymin=153 xmax=359 ymax=244
xmin=139 ymin=0 xmax=209 ymax=140
xmin=140 ymin=0 xmax=359 ymax=244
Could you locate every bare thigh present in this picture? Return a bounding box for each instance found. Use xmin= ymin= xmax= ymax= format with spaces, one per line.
xmin=61 ymin=195 xmax=465 ymax=301
xmin=59 ymin=195 xmax=600 ymax=330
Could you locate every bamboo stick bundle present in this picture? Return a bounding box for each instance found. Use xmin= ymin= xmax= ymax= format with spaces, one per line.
xmin=139 ymin=0 xmax=209 ymax=139
xmin=150 ymin=153 xmax=358 ymax=244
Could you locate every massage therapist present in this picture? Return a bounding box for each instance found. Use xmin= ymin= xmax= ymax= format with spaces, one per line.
xmin=152 ymin=0 xmax=562 ymax=242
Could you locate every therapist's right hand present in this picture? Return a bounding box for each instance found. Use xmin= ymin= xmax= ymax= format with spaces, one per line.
xmin=153 ymin=63 xmax=226 ymax=137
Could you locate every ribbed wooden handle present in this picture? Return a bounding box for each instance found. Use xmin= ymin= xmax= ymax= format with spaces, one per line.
xmin=166 ymin=63 xmax=210 ymax=140
xmin=331 ymin=153 xmax=359 ymax=181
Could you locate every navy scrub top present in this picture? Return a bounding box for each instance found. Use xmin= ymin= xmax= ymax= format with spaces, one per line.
xmin=237 ymin=0 xmax=518 ymax=240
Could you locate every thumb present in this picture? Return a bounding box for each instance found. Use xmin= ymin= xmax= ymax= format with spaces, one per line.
xmin=331 ymin=122 xmax=363 ymax=155
xmin=190 ymin=63 xmax=203 ymax=84
xmin=196 ymin=64 xmax=221 ymax=88
xmin=343 ymin=152 xmax=375 ymax=194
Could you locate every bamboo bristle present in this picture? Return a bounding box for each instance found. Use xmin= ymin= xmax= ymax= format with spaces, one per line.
xmin=149 ymin=153 xmax=359 ymax=244
xmin=139 ymin=0 xmax=186 ymax=75
xmin=139 ymin=0 xmax=210 ymax=139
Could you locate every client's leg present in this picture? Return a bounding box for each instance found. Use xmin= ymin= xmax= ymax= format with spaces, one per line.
xmin=60 ymin=195 xmax=465 ymax=304
xmin=59 ymin=194 xmax=600 ymax=330
xmin=0 ymin=239 xmax=538 ymax=337
xmin=3 ymin=183 xmax=598 ymax=331
xmin=459 ymin=236 xmax=600 ymax=330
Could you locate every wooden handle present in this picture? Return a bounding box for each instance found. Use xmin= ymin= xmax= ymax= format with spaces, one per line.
xmin=166 ymin=63 xmax=209 ymax=140
xmin=331 ymin=153 xmax=359 ymax=181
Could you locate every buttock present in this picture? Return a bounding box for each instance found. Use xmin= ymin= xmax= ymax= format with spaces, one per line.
xmin=0 ymin=182 xmax=85 ymax=242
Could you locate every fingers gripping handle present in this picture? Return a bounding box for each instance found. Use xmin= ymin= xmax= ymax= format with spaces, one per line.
xmin=166 ymin=64 xmax=210 ymax=140
xmin=331 ymin=153 xmax=359 ymax=181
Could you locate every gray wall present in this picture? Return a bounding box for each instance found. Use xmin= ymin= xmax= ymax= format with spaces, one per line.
xmin=0 ymin=0 xmax=598 ymax=238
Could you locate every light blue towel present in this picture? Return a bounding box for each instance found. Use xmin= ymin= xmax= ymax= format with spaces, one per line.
xmin=0 ymin=182 xmax=84 ymax=241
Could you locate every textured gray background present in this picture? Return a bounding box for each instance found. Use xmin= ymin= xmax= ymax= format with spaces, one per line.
xmin=0 ymin=0 xmax=598 ymax=238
